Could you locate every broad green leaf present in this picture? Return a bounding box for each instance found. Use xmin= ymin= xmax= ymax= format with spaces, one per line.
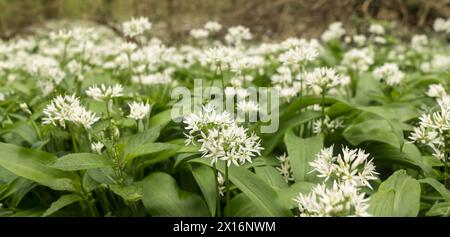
xmin=110 ymin=182 xmax=143 ymax=202
xmin=369 ymin=170 xmax=421 ymax=217
xmin=50 ymin=153 xmax=112 ymax=171
xmin=343 ymin=119 xmax=401 ymax=148
xmin=0 ymin=121 xmax=38 ymax=145
xmin=124 ymin=143 xmax=179 ymax=164
xmin=262 ymin=111 xmax=321 ymax=155
xmin=254 ymin=166 xmax=288 ymax=189
xmin=148 ymin=109 xmax=173 ymax=129
xmin=0 ymin=143 xmax=79 ymax=192
xmin=42 ymin=194 xmax=83 ymax=217
xmin=142 ymin=172 xmax=210 ymax=217
xmin=191 ymin=164 xmax=217 ymax=217
xmin=365 ymin=143 xmax=431 ymax=173
xmin=277 ymin=181 xmax=315 ymax=210
xmin=190 ymin=159 xmax=292 ymax=217
xmin=285 ymin=131 xmax=323 ymax=182
xmin=0 ymin=178 xmax=35 ymax=203
xmin=226 ymin=193 xmax=267 ymax=217
xmin=121 ymin=127 xmax=160 ymax=150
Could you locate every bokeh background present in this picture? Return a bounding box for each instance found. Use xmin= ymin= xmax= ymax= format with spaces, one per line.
xmin=0 ymin=0 xmax=449 ymax=42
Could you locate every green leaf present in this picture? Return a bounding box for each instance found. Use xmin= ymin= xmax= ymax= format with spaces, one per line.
xmin=42 ymin=194 xmax=82 ymax=217
xmin=0 ymin=143 xmax=79 ymax=192
xmin=254 ymin=166 xmax=288 ymax=189
xmin=191 ymin=164 xmax=217 ymax=217
xmin=124 ymin=143 xmax=179 ymax=164
xmin=343 ymin=119 xmax=401 ymax=148
xmin=50 ymin=153 xmax=112 ymax=171
xmin=142 ymin=172 xmax=210 ymax=217
xmin=0 ymin=121 xmax=38 ymax=145
xmin=190 ymin=159 xmax=292 ymax=216
xmin=369 ymin=170 xmax=421 ymax=217
xmin=277 ymin=181 xmax=315 ymax=210
xmin=148 ymin=109 xmax=173 ymax=129
xmin=419 ymin=178 xmax=450 ymax=201
xmin=226 ymin=193 xmax=267 ymax=217
xmin=110 ymin=182 xmax=143 ymax=202
xmin=285 ymin=131 xmax=323 ymax=182
xmin=262 ymin=111 xmax=321 ymax=155
xmin=121 ymin=127 xmax=160 ymax=150
xmin=365 ymin=143 xmax=431 ymax=173
xmin=426 ymin=202 xmax=450 ymax=217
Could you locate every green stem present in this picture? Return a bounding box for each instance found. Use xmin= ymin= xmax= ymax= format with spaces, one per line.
xmin=68 ymin=124 xmax=79 ymax=152
xmin=321 ymin=88 xmax=326 ymax=133
xmin=213 ymin=163 xmax=221 ymax=217
xmin=225 ymin=164 xmax=230 ymax=217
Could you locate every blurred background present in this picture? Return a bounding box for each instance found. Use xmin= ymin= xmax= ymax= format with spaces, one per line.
xmin=0 ymin=0 xmax=449 ymax=42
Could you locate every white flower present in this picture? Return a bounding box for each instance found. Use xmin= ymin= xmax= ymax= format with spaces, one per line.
xmin=426 ymin=84 xmax=447 ymax=98
xmin=309 ymin=146 xmax=378 ymax=189
xmin=91 ymin=142 xmax=104 ymax=155
xmin=184 ymin=104 xmax=263 ymax=166
xmin=373 ymin=63 xmax=405 ymax=86
xmin=190 ymin=29 xmax=209 ymax=40
xmin=277 ymin=153 xmax=294 ymax=183
xmin=411 ymin=34 xmax=428 ymax=52
xmin=42 ymin=94 xmax=99 ymax=129
xmin=294 ymin=181 xmax=371 ymax=217
xmin=341 ymin=48 xmax=374 ymax=72
xmin=204 ymin=21 xmax=222 ymax=32
xmin=225 ymin=26 xmax=252 ymax=46
xmin=433 ymin=18 xmax=450 ymax=34
xmin=353 ymin=35 xmax=366 ymax=47
xmin=321 ymin=22 xmax=346 ymax=42
xmin=85 ymin=84 xmax=124 ymax=101
xmin=237 ymin=100 xmax=259 ymax=114
xmin=304 ymin=67 xmax=342 ymax=94
xmin=369 ymin=24 xmax=385 ymax=35
xmin=128 ymin=101 xmax=151 ymax=120
xmin=373 ymin=36 xmax=386 ymax=44
xmin=122 ymin=17 xmax=152 ymax=38
xmin=278 ymin=46 xmax=318 ymax=67
xmin=313 ymin=116 xmax=344 ymax=134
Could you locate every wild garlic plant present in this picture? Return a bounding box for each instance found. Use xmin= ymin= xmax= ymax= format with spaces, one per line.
xmin=410 ymin=85 xmax=450 ymax=187
xmin=184 ymin=104 xmax=263 ymax=216
xmin=295 ymin=146 xmax=378 ymax=217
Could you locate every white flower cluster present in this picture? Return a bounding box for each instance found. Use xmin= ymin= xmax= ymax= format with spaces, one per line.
xmin=369 ymin=24 xmax=385 ymax=35
xmin=294 ymin=181 xmax=371 ymax=217
xmin=372 ymin=63 xmax=405 ymax=86
xmin=304 ymin=67 xmax=344 ymax=94
xmin=341 ymin=47 xmax=374 ymax=72
xmin=410 ymin=87 xmax=450 ymax=161
xmin=225 ymin=26 xmax=252 ymax=47
xmin=309 ymin=146 xmax=378 ymax=188
xmin=434 ymin=18 xmax=450 ymax=34
xmin=295 ymin=146 xmax=378 ymax=217
xmin=184 ymin=104 xmax=263 ymax=166
xmin=321 ymin=22 xmax=346 ymax=43
xmin=85 ymin=84 xmax=124 ymax=101
xmin=128 ymin=101 xmax=151 ymax=120
xmin=313 ymin=116 xmax=344 ymax=134
xmin=276 ymin=153 xmax=294 ymax=183
xmin=190 ymin=21 xmax=222 ymax=40
xmin=42 ymin=94 xmax=99 ymax=129
xmin=278 ymin=45 xmax=318 ymax=67
xmin=411 ymin=34 xmax=428 ymax=52
xmin=271 ymin=66 xmax=301 ymax=102
xmin=122 ymin=17 xmax=152 ymax=38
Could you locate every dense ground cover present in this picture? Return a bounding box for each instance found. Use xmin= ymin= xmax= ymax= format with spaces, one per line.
xmin=0 ymin=17 xmax=450 ymax=217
